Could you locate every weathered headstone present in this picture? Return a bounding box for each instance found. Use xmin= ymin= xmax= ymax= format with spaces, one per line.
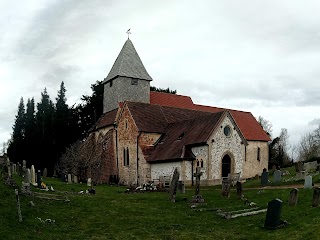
xmin=67 ymin=174 xmax=72 ymax=184
xmin=236 ymin=181 xmax=243 ymax=199
xmin=25 ymin=169 xmax=31 ymax=184
xmin=264 ymin=199 xmax=283 ymax=229
xmin=22 ymin=160 xmax=27 ymax=177
xmin=222 ymin=178 xmax=231 ymax=197
xmin=312 ymin=187 xmax=320 ymax=207
xmin=193 ymin=167 xmax=203 ymax=196
xmin=261 ymin=168 xmax=269 ymax=186
xmin=37 ymin=170 xmax=41 ymax=188
xmin=73 ymin=175 xmax=78 ymax=184
xmin=273 ymin=170 xmax=281 ymax=184
xmin=43 ymin=168 xmax=47 ymax=178
xmin=288 ymin=188 xmax=298 ymax=206
xmin=31 ymin=165 xmax=36 ymax=185
xmin=15 ymin=189 xmax=22 ymax=222
xmin=169 ymin=168 xmax=180 ymax=202
xmin=21 ymin=182 xmax=32 ymax=195
xmin=304 ymin=175 xmax=313 ymax=189
xmin=13 ymin=164 xmax=17 ymax=174
xmin=17 ymin=163 xmax=22 ymax=176
xmin=87 ymin=178 xmax=92 ymax=187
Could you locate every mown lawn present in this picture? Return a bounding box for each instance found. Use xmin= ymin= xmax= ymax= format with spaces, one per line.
xmin=1 ymin=171 xmax=320 ymax=240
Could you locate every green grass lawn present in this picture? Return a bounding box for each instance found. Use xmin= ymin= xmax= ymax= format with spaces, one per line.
xmin=2 ymin=171 xmax=320 ymax=240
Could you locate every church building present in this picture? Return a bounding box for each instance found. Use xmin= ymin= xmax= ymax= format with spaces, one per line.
xmin=90 ymin=38 xmax=271 ymax=186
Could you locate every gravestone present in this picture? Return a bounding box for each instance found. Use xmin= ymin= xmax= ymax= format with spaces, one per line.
xmin=17 ymin=163 xmax=22 ymax=176
xmin=87 ymin=178 xmax=92 ymax=187
xmin=222 ymin=178 xmax=231 ymax=197
xmin=261 ymin=168 xmax=269 ymax=186
xmin=273 ymin=170 xmax=281 ymax=184
xmin=31 ymin=165 xmax=36 ymax=185
xmin=169 ymin=168 xmax=180 ymax=202
xmin=25 ymin=169 xmax=31 ymax=184
xmin=22 ymin=160 xmax=27 ymax=177
xmin=15 ymin=189 xmax=22 ymax=222
xmin=13 ymin=164 xmax=17 ymax=174
xmin=288 ymin=188 xmax=298 ymax=206
xmin=37 ymin=170 xmax=41 ymax=188
xmin=43 ymin=168 xmax=47 ymax=178
xmin=304 ymin=175 xmax=313 ymax=189
xmin=21 ymin=182 xmax=32 ymax=195
xmin=177 ymin=181 xmax=185 ymax=193
xmin=73 ymin=175 xmax=78 ymax=184
xmin=312 ymin=187 xmax=320 ymax=207
xmin=67 ymin=174 xmax=72 ymax=184
xmin=193 ymin=167 xmax=203 ymax=196
xmin=236 ymin=181 xmax=243 ymax=199
xmin=264 ymin=199 xmax=284 ymax=229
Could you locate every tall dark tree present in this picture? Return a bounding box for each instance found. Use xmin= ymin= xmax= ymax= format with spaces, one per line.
xmin=55 ymin=82 xmax=70 ymax=158
xmin=35 ymin=88 xmax=55 ymax=173
xmin=7 ymin=97 xmax=26 ymax=162
xmin=150 ymin=86 xmax=177 ymax=94
xmin=73 ymin=80 xmax=104 ymax=139
xmin=24 ymin=98 xmax=36 ymax=164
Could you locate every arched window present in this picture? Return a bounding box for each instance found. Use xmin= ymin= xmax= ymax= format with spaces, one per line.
xmin=200 ymin=160 xmax=204 ymax=168
xmin=126 ymin=147 xmax=130 ymax=166
xmin=257 ymin=147 xmax=260 ymax=161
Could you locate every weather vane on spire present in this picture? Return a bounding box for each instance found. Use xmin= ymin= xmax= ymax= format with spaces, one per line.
xmin=126 ymin=28 xmax=131 ymax=39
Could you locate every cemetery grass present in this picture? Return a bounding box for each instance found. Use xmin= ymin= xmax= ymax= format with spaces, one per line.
xmin=2 ymin=175 xmax=320 ymax=239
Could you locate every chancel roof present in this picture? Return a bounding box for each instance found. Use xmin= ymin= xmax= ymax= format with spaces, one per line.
xmin=103 ymin=39 xmax=152 ymax=83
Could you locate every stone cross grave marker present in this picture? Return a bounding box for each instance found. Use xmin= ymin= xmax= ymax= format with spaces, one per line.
xmin=312 ymin=187 xmax=320 ymax=207
xmin=31 ymin=165 xmax=36 ymax=185
xmin=43 ymin=168 xmax=47 ymax=179
xmin=68 ymin=174 xmax=72 ymax=184
xmin=261 ymin=168 xmax=269 ymax=186
xmin=37 ymin=170 xmax=41 ymax=188
xmin=288 ymin=188 xmax=298 ymax=206
xmin=193 ymin=167 xmax=203 ymax=196
xmin=273 ymin=170 xmax=281 ymax=184
xmin=304 ymin=175 xmax=312 ymax=189
xmin=236 ymin=181 xmax=243 ymax=199
xmin=222 ymin=178 xmax=231 ymax=197
xmin=264 ymin=199 xmax=283 ymax=229
xmin=169 ymin=168 xmax=180 ymax=202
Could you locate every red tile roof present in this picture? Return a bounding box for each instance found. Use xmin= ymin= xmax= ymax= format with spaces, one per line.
xmin=150 ymin=91 xmax=194 ymax=109
xmin=95 ymin=108 xmax=118 ymax=130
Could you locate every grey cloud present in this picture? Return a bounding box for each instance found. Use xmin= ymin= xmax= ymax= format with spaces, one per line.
xmin=308 ymin=118 xmax=320 ymax=126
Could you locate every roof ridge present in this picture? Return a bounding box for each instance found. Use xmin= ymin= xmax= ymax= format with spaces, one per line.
xmin=194 ymin=103 xmax=250 ymax=113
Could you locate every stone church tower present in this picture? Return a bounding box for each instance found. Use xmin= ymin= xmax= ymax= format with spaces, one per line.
xmin=102 ymin=39 xmax=153 ymax=113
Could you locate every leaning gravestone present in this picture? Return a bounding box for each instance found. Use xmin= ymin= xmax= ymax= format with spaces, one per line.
xmin=312 ymin=187 xmax=320 ymax=207
xmin=236 ymin=181 xmax=243 ymax=199
xmin=31 ymin=165 xmax=36 ymax=185
xmin=304 ymin=175 xmax=313 ymax=189
xmin=264 ymin=199 xmax=286 ymax=229
xmin=288 ymin=188 xmax=299 ymax=206
xmin=273 ymin=170 xmax=281 ymax=184
xmin=261 ymin=168 xmax=269 ymax=186
xmin=169 ymin=168 xmax=180 ymax=202
xmin=222 ymin=178 xmax=231 ymax=197
xmin=67 ymin=174 xmax=72 ymax=184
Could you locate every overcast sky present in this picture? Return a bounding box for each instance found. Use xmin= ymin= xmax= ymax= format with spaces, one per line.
xmin=1 ymin=0 xmax=320 ymax=155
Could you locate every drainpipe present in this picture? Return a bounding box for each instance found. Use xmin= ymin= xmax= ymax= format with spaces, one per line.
xmin=191 ymin=159 xmax=194 ymax=186
xmin=136 ymin=131 xmax=142 ymax=186
xmin=115 ymin=124 xmax=119 ymax=182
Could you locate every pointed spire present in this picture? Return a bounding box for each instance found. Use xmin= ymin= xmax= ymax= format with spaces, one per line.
xmin=103 ymin=39 xmax=153 ymax=83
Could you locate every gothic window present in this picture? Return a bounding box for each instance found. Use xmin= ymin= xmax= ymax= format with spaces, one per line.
xmin=197 ymin=160 xmax=200 ymax=167
xmin=257 ymin=147 xmax=260 ymax=161
xmin=110 ymin=80 xmax=113 ymax=87
xmin=125 ymin=119 xmax=128 ymax=129
xmin=201 ymin=160 xmax=204 ymax=168
xmin=131 ymin=78 xmax=138 ymax=85
xmin=123 ymin=148 xmax=130 ymax=166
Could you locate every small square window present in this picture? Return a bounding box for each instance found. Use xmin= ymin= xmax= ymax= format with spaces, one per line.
xmin=131 ymin=79 xmax=138 ymax=85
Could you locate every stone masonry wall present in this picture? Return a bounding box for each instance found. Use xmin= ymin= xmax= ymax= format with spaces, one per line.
xmin=242 ymin=141 xmax=268 ymax=178
xmin=103 ymin=76 xmax=150 ymax=113
xmin=210 ymin=115 xmax=245 ymax=181
xmin=191 ymin=146 xmax=209 ymax=180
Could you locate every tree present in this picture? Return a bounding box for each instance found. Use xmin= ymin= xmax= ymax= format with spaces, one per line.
xmin=150 ymin=86 xmax=177 ymax=94
xmin=55 ymin=82 xmax=71 ymax=158
xmin=7 ymin=97 xmax=26 ymax=162
xmin=35 ymin=88 xmax=55 ymax=173
xmin=24 ymin=98 xmax=36 ymax=163
xmin=269 ymin=128 xmax=290 ymax=167
xmin=297 ymin=125 xmax=320 ymax=162
xmin=257 ymin=116 xmax=272 ymax=137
